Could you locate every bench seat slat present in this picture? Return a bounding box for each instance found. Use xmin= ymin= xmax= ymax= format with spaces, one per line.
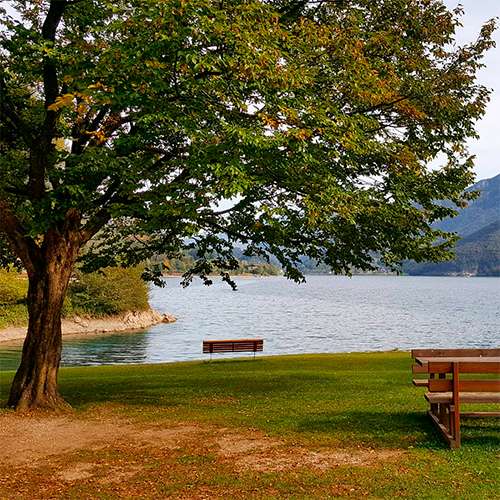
xmin=412 ymin=379 xmax=429 ymax=388
xmin=428 ymin=379 xmax=500 ymax=392
xmin=460 ymin=411 xmax=500 ymax=418
xmin=425 ymin=392 xmax=500 ymax=404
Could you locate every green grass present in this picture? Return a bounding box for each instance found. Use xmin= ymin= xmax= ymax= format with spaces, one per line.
xmin=1 ymin=352 xmax=499 ymax=499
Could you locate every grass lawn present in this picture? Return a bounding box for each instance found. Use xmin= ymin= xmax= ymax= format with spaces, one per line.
xmin=0 ymin=351 xmax=499 ymax=499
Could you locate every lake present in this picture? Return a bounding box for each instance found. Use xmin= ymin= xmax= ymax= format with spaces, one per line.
xmin=0 ymin=275 xmax=499 ymax=371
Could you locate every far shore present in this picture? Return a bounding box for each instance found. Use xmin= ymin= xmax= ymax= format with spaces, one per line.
xmin=162 ymin=272 xmax=279 ymax=278
xmin=0 ymin=309 xmax=177 ymax=344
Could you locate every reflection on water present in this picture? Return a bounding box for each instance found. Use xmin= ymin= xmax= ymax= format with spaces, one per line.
xmin=0 ymin=329 xmax=152 ymax=372
xmin=1 ymin=275 xmax=499 ymax=371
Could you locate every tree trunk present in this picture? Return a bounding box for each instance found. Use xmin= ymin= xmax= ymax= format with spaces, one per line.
xmin=7 ymin=233 xmax=80 ymax=411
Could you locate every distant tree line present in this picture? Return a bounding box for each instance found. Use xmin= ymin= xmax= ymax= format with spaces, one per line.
xmin=156 ymin=248 xmax=280 ymax=276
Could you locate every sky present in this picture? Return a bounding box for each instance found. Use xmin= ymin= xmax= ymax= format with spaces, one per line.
xmin=1 ymin=0 xmax=499 ymax=181
xmin=442 ymin=0 xmax=500 ymax=181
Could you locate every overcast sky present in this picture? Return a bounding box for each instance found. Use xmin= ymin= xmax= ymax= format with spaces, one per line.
xmin=2 ymin=0 xmax=498 ymax=180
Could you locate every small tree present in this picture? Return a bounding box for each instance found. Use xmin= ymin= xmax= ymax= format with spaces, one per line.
xmin=0 ymin=0 xmax=495 ymax=410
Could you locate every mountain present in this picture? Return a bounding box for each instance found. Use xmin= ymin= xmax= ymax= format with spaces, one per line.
xmin=432 ymin=174 xmax=500 ymax=236
xmin=405 ymin=219 xmax=500 ymax=276
xmin=405 ymin=174 xmax=500 ymax=276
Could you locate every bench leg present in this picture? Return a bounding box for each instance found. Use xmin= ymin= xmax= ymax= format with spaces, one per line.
xmin=427 ymin=404 xmax=461 ymax=449
xmin=439 ymin=403 xmax=449 ymax=429
xmin=449 ymin=406 xmax=460 ymax=449
xmin=427 ymin=410 xmax=456 ymax=448
xmin=450 ymin=361 xmax=461 ymax=449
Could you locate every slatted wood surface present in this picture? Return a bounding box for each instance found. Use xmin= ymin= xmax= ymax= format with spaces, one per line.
xmin=426 ymin=359 xmax=500 ymax=374
xmin=411 ymin=348 xmax=500 ymax=358
xmin=427 ymin=378 xmax=500 ymax=392
xmin=203 ymin=339 xmax=264 ymax=355
xmin=425 ymin=392 xmax=500 ymax=404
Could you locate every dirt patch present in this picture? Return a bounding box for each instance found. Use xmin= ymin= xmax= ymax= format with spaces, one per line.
xmin=0 ymin=411 xmax=404 ymax=487
xmin=0 ymin=413 xmax=201 ymax=468
xmin=96 ymin=465 xmax=144 ymax=485
xmin=215 ymin=429 xmax=282 ymax=456
xmin=235 ymin=448 xmax=402 ymax=472
xmin=58 ymin=462 xmax=95 ymax=481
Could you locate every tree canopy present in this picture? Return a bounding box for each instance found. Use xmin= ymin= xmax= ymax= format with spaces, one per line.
xmin=0 ymin=0 xmax=496 ymax=409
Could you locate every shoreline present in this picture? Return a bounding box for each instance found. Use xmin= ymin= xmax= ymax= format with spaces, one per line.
xmin=0 ymin=309 xmax=177 ymax=344
xmin=162 ymin=272 xmax=278 ymax=278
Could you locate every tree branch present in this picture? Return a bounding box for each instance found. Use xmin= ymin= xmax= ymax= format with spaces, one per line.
xmin=72 ymin=106 xmax=110 ymax=153
xmin=79 ymin=208 xmax=111 ymax=245
xmin=0 ymin=196 xmax=39 ymax=276
xmin=85 ymin=113 xmax=133 ymax=149
xmin=41 ymin=0 xmax=67 ymax=105
xmin=0 ymin=77 xmax=34 ymax=147
xmin=27 ymin=1 xmax=69 ymax=199
xmin=199 ymin=197 xmax=253 ymax=217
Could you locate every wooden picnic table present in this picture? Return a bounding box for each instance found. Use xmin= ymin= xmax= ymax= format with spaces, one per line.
xmin=412 ymin=352 xmax=500 ymax=448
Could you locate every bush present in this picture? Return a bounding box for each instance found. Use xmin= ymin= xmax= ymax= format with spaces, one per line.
xmin=0 ymin=303 xmax=29 ymax=328
xmin=67 ymin=266 xmax=150 ymax=317
xmin=0 ymin=266 xmax=150 ymax=327
xmin=0 ymin=269 xmax=28 ymax=304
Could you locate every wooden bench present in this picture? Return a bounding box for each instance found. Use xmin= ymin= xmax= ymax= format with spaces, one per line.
xmin=203 ymin=339 xmax=264 ymax=360
xmin=411 ymin=349 xmax=500 ymax=448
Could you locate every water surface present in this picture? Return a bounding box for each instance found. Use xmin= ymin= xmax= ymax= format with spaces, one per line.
xmin=1 ymin=275 xmax=498 ymax=371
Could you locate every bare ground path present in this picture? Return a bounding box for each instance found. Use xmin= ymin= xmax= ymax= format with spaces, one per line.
xmin=0 ymin=409 xmax=402 ymax=499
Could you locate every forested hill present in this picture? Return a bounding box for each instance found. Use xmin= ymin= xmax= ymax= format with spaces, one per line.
xmin=406 ymin=174 xmax=500 ymax=276
xmin=405 ymin=219 xmax=500 ymax=276
xmin=433 ymin=174 xmax=500 ymax=236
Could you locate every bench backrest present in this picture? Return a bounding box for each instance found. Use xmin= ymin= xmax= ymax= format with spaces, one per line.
xmin=203 ymin=339 xmax=264 ymax=354
xmin=411 ymin=348 xmax=500 ymax=358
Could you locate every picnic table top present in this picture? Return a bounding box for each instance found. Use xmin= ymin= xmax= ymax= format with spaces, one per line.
xmin=415 ymin=356 xmax=500 ymax=366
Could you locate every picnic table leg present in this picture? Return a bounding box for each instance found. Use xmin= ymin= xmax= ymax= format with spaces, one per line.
xmin=451 ymin=362 xmax=461 ymax=448
xmin=440 ymin=404 xmax=448 ymax=429
xmin=429 ymin=373 xmax=438 ymax=414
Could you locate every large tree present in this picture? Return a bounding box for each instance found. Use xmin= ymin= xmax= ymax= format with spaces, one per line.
xmin=0 ymin=0 xmax=495 ymax=410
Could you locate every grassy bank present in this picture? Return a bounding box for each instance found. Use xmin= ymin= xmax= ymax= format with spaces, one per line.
xmin=1 ymin=352 xmax=499 ymax=499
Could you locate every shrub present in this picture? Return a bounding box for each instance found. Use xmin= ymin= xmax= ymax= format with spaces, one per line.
xmin=67 ymin=266 xmax=150 ymax=317
xmin=0 ymin=269 xmax=28 ymax=305
xmin=0 ymin=303 xmax=29 ymax=328
xmin=0 ymin=266 xmax=150 ymax=327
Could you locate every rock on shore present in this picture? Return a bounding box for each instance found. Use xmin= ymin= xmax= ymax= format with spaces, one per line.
xmin=0 ymin=309 xmax=177 ymax=343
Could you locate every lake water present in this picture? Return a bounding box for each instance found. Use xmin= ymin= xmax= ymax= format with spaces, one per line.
xmin=1 ymin=275 xmax=499 ymax=371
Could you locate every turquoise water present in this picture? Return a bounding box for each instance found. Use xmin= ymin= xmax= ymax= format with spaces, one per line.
xmin=1 ymin=275 xmax=499 ymax=371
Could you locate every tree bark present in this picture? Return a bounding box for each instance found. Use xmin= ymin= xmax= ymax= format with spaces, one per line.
xmin=7 ymin=227 xmax=81 ymax=411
